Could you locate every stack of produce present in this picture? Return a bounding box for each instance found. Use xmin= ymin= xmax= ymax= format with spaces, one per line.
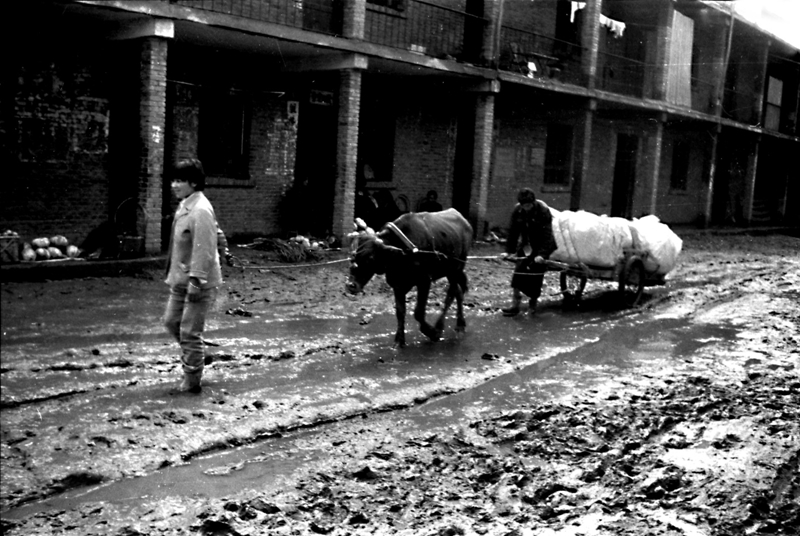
xmin=21 ymin=236 xmax=80 ymax=262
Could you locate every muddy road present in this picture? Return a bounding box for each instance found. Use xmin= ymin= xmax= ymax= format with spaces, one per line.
xmin=1 ymin=230 xmax=798 ymax=535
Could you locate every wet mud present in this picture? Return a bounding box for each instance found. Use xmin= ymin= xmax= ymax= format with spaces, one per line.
xmin=1 ymin=233 xmax=799 ymax=535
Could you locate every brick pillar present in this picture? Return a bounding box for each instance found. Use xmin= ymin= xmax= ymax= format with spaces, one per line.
xmin=570 ymin=99 xmax=596 ymax=211
xmin=137 ymin=37 xmax=168 ymax=254
xmin=650 ymin=1 xmax=673 ymax=101
xmin=469 ymin=90 xmax=496 ymax=239
xmin=484 ymin=0 xmax=504 ymax=68
xmin=342 ymin=0 xmax=365 ymax=39
xmin=581 ymin=0 xmax=603 ymax=89
xmin=634 ymin=114 xmax=665 ymax=217
xmin=333 ymin=68 xmax=362 ymax=242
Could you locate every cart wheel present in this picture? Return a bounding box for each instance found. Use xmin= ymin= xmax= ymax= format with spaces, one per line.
xmin=560 ymin=272 xmax=587 ymax=305
xmin=619 ymin=258 xmax=645 ymax=307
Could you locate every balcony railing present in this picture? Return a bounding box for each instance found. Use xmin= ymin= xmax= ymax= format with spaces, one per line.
xmin=499 ymin=25 xmax=583 ymax=85
xmin=365 ymin=0 xmax=488 ymax=61
xmin=169 ymin=0 xmax=343 ymax=36
xmin=722 ymin=85 xmax=761 ymax=125
xmin=596 ymin=50 xmax=645 ymax=98
xmin=690 ymin=76 xmax=718 ymax=114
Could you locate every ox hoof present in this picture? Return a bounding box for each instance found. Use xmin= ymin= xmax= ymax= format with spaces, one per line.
xmin=455 ymin=324 xmax=466 ymax=333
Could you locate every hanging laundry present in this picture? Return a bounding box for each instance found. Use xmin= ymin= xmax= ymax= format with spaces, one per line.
xmin=600 ymin=14 xmax=626 ymax=38
xmin=570 ymin=1 xmax=626 ymax=38
xmin=570 ymin=1 xmax=586 ymax=23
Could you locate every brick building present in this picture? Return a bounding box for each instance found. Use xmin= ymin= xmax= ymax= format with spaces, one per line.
xmin=2 ymin=0 xmax=798 ymax=254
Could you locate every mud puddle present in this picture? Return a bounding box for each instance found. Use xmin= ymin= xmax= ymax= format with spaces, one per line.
xmin=2 ymin=308 xmax=741 ymax=521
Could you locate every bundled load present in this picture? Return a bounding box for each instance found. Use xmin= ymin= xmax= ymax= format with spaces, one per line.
xmin=547 ymin=208 xmax=682 ymax=276
xmin=628 ymin=215 xmax=682 ymax=275
xmin=549 ymin=208 xmax=633 ymax=268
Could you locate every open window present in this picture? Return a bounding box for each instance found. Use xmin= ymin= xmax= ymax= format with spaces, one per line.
xmin=198 ymin=88 xmax=251 ymax=180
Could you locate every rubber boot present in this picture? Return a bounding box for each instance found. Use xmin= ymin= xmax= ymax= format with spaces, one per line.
xmin=502 ymin=291 xmax=522 ymax=316
xmin=179 ymin=371 xmax=202 ymax=393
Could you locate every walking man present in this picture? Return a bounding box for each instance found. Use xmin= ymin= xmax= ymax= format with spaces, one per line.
xmin=501 ymin=188 xmax=557 ymax=316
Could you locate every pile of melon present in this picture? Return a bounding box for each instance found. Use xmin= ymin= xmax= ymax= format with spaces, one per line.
xmin=22 ymin=236 xmax=80 ymax=261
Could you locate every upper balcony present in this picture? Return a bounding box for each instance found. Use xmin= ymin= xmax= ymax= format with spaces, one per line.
xmin=164 ymin=0 xmax=796 ymax=128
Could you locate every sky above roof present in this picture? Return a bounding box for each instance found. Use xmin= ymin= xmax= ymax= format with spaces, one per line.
xmin=728 ymin=0 xmax=800 ymax=49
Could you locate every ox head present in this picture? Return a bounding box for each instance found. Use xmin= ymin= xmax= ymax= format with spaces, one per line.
xmin=345 ymin=219 xmax=403 ymax=295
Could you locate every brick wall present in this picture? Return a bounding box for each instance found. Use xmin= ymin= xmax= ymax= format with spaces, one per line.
xmin=2 ymin=43 xmax=112 ymax=247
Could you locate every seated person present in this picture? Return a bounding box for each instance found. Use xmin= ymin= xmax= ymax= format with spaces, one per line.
xmin=419 ymin=190 xmax=443 ymax=212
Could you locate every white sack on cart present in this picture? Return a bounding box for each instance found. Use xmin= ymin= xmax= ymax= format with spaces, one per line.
xmin=548 ymin=208 xmax=632 ymax=268
xmin=628 ymin=215 xmax=682 ymax=275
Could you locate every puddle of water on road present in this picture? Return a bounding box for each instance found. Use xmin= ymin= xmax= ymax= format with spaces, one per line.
xmin=2 ymin=310 xmax=741 ymax=520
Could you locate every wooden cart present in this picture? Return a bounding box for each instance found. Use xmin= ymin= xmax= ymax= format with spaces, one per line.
xmin=544 ymin=248 xmax=667 ymax=307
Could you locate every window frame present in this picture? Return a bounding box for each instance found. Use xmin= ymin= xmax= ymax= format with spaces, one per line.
xmin=198 ymin=87 xmax=252 ymax=184
xmin=764 ymin=76 xmax=783 ymax=131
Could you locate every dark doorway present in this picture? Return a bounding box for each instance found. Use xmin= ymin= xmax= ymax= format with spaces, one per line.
xmin=611 ymin=133 xmax=638 ymax=218
xmin=452 ymin=99 xmax=476 ymax=221
xmin=713 ymin=142 xmax=747 ymax=225
xmin=294 ymin=89 xmax=338 ymax=236
xmin=358 ymin=77 xmax=396 ymax=186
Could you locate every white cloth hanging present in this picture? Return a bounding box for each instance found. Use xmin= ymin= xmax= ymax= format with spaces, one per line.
xmin=570 ymin=1 xmax=626 ymax=38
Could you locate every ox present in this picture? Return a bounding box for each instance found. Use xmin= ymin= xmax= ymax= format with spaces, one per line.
xmin=346 ymin=208 xmax=473 ymax=347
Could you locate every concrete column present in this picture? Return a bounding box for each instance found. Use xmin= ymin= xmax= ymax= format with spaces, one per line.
xmin=581 ymin=0 xmax=603 ymax=89
xmin=743 ymin=136 xmax=760 ymax=224
xmin=709 ymin=19 xmax=731 ymax=115
xmin=570 ymin=99 xmax=596 ymax=211
xmin=634 ymin=114 xmax=665 ymax=216
xmin=470 ymin=89 xmax=497 ymax=238
xmin=342 ymin=0 xmax=365 ymax=39
xmin=333 ymin=68 xmax=362 ymax=241
xmin=702 ymin=124 xmax=721 ymax=226
xmin=754 ymin=39 xmax=770 ymax=125
xmin=137 ymin=37 xmax=169 ymax=254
